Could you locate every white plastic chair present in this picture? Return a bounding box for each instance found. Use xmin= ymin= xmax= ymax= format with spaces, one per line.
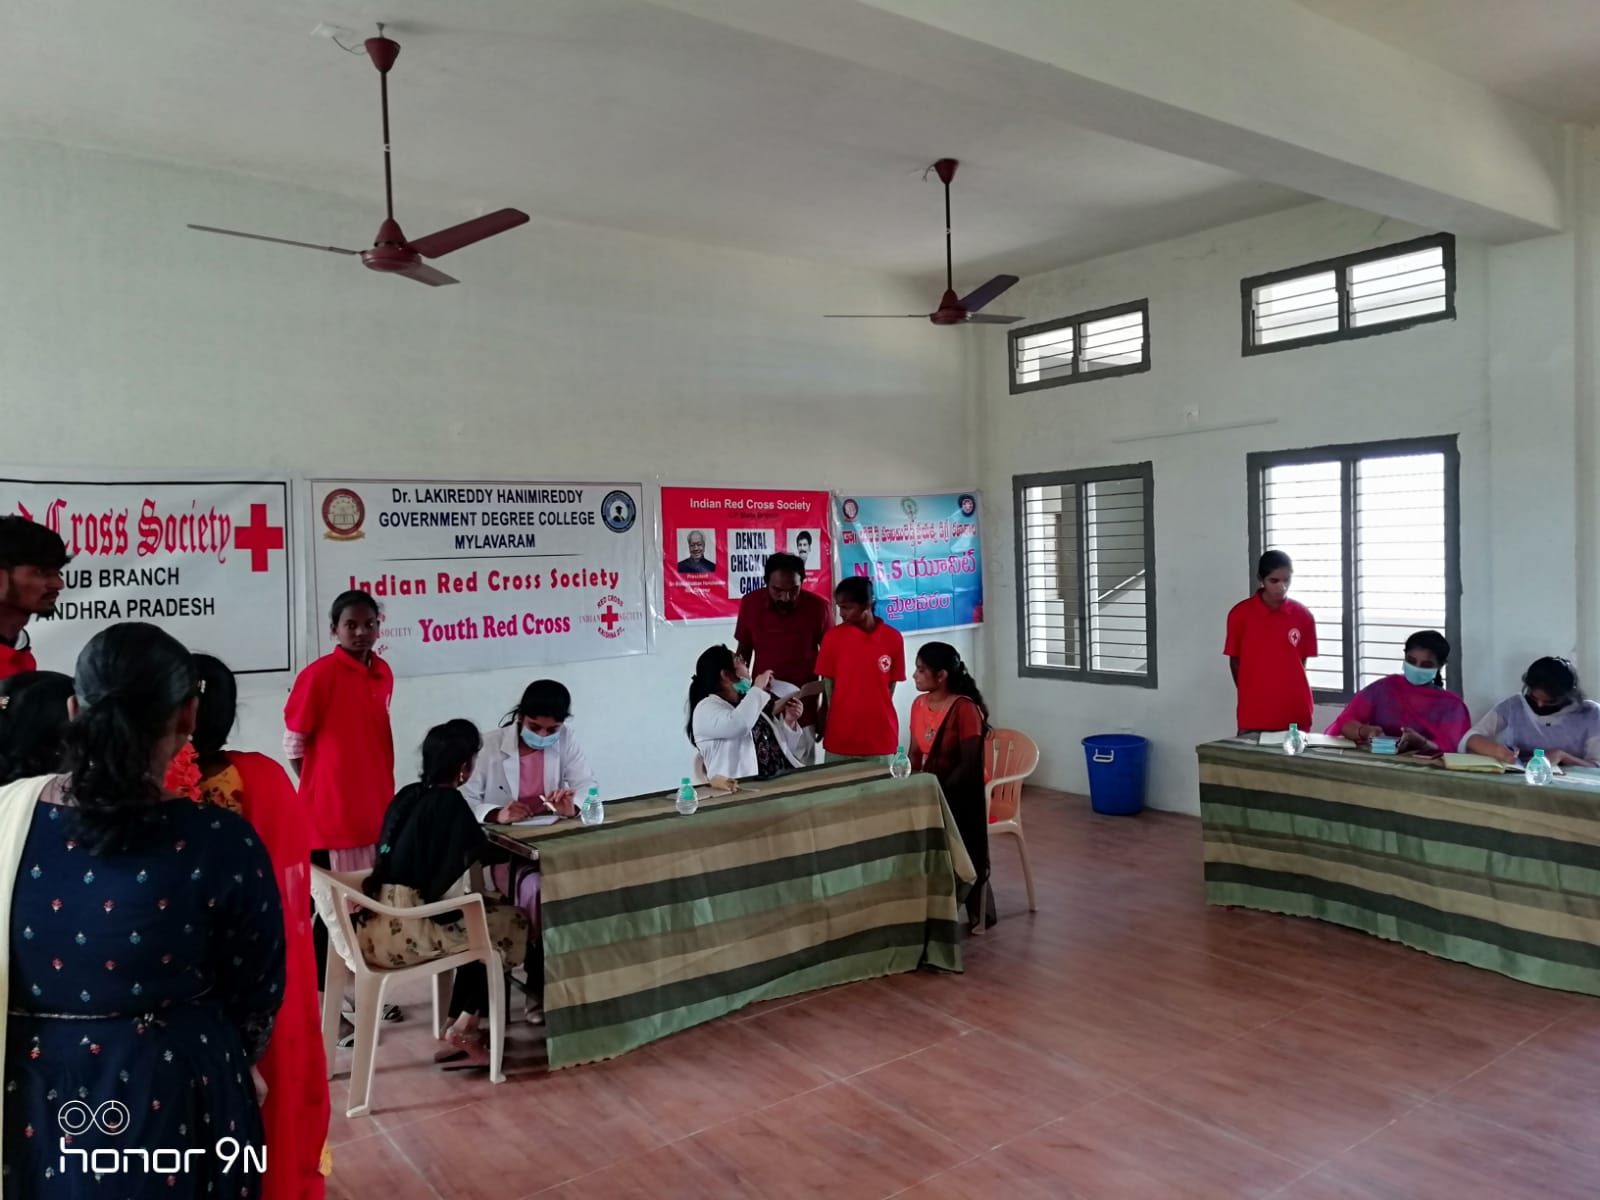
xmin=310 ymin=866 xmax=507 ymax=1118
xmin=986 ymin=729 xmax=1041 ymax=911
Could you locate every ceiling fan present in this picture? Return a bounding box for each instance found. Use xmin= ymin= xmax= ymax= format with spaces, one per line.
xmin=826 ymin=158 xmax=1020 ymax=326
xmin=187 ymin=27 xmax=528 ymax=287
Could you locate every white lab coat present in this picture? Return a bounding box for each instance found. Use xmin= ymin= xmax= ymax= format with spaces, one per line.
xmin=692 ymin=688 xmax=811 ymax=781
xmin=460 ymin=723 xmax=598 ymax=822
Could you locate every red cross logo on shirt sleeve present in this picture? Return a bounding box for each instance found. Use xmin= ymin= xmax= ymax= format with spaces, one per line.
xmin=233 ymin=504 xmax=285 ymax=573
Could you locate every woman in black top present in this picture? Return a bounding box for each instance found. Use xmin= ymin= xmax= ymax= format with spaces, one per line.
xmin=357 ymin=719 xmax=529 ymax=1069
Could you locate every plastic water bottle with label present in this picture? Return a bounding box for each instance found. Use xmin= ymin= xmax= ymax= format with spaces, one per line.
xmin=1282 ymin=724 xmax=1308 ymax=756
xmin=579 ymin=786 xmax=605 ymax=826
xmin=1526 ymin=748 xmax=1554 ymax=787
xmin=889 ymin=747 xmax=912 ymax=779
xmin=675 ymin=777 xmax=699 ymax=816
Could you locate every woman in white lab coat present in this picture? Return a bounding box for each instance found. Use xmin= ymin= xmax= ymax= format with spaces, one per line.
xmin=688 ymin=645 xmax=810 ymax=781
xmin=461 ymin=680 xmax=597 ymax=824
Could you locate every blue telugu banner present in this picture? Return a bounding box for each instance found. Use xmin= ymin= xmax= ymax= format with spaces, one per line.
xmin=836 ymin=492 xmax=983 ymax=633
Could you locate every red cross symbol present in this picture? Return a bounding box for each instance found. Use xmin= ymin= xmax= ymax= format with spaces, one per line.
xmin=234 ymin=504 xmax=284 ymax=573
xmin=599 ymin=605 xmax=621 ymax=631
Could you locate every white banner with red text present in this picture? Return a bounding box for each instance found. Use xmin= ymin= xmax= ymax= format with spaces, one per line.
xmin=0 ymin=473 xmax=293 ymax=674
xmin=308 ymin=479 xmax=647 ymax=678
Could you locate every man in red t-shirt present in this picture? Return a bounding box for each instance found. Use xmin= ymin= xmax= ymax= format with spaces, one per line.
xmin=1225 ymin=550 xmax=1318 ymax=734
xmin=816 ymin=576 xmax=905 ymax=759
xmin=0 ymin=516 xmax=70 ymax=680
xmin=735 ymin=553 xmax=832 ymax=739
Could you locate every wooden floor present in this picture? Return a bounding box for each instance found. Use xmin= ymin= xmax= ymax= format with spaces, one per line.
xmin=325 ymin=789 xmax=1600 ymax=1199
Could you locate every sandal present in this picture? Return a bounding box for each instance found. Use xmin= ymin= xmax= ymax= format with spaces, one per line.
xmin=439 ymin=1034 xmax=491 ymax=1071
xmin=381 ymin=1004 xmax=404 ymax=1023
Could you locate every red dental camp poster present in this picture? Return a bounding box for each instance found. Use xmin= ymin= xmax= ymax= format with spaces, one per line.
xmin=660 ymin=485 xmax=833 ymax=622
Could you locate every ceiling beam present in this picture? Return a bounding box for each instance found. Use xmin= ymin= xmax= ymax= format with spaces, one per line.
xmin=640 ymin=0 xmax=1566 ymax=242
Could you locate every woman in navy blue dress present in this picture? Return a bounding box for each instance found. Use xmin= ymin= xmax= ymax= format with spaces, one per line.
xmin=1 ymin=623 xmax=286 ymax=1198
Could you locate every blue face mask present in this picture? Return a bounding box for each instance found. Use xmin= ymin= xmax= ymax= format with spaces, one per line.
xmin=520 ymin=727 xmax=562 ymax=751
xmin=1402 ymin=662 xmax=1437 ymax=687
xmin=733 ymin=679 xmax=753 ymax=697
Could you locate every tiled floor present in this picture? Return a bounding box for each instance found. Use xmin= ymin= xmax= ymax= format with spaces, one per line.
xmin=323 ymin=790 xmax=1600 ymax=1199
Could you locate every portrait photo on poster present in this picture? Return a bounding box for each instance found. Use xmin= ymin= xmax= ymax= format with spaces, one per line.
xmin=676 ymin=528 xmax=717 ymax=574
xmin=787 ymin=528 xmax=821 ymax=572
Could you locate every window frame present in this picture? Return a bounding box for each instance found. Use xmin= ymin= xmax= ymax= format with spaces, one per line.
xmin=1008 ymin=299 xmax=1151 ymax=394
xmin=1013 ymin=461 xmax=1158 ymax=688
xmin=1246 ymin=434 xmax=1462 ymax=705
xmin=1239 ymin=233 xmax=1456 ymax=357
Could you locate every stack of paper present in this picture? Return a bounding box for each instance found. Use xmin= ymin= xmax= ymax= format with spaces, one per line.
xmin=1440 ymin=753 xmax=1512 ymax=773
xmin=1257 ymin=731 xmax=1357 ymax=750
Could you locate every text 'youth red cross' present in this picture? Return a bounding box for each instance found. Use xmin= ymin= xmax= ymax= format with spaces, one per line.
xmin=234 ymin=504 xmax=284 ymax=573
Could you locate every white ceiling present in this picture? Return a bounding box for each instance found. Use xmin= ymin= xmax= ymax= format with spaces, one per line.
xmin=0 ymin=0 xmax=1306 ymax=281
xmin=1297 ymin=0 xmax=1600 ymax=122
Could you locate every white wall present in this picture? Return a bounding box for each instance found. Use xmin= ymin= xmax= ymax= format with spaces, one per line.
xmin=0 ymin=138 xmax=978 ymax=797
xmin=976 ymin=199 xmax=1591 ymax=813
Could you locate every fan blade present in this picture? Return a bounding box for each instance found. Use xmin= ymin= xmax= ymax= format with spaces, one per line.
xmin=823 ymin=314 xmax=929 ymax=319
xmin=966 ymin=313 xmax=1022 ymax=324
xmin=409 ymin=208 xmax=530 ymax=259
xmin=397 ymin=262 xmax=460 ymax=287
xmin=186 ymin=225 xmax=358 ymax=255
xmin=957 ymin=274 xmax=1019 ymax=314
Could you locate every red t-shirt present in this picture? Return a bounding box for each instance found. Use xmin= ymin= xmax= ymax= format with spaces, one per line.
xmin=734 ymin=588 xmax=832 ymax=686
xmin=0 ymin=633 xmax=38 ymax=681
xmin=816 ymin=620 xmax=905 ymax=757
xmin=284 ymin=649 xmax=395 ymax=851
xmin=1225 ymin=593 xmax=1317 ymax=732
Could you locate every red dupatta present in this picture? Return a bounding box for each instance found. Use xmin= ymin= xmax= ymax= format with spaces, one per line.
xmin=224 ymin=751 xmax=330 ymax=1200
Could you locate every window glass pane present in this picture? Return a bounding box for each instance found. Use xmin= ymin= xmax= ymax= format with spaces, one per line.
xmin=1355 ymin=453 xmax=1447 ymax=689
xmin=1085 ymin=478 xmax=1148 ymax=676
xmin=1080 ymin=310 xmax=1145 ymax=372
xmin=1014 ymin=326 xmax=1074 ymax=386
xmin=1253 ymin=271 xmax=1338 ymax=345
xmin=1260 ymin=461 xmax=1344 ymax=692
xmin=1021 ymin=484 xmax=1080 ymax=670
xmin=1350 ymin=247 xmax=1447 ymax=329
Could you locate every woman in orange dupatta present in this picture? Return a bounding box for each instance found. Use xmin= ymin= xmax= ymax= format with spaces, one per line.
xmin=170 ymin=654 xmax=331 ymax=1199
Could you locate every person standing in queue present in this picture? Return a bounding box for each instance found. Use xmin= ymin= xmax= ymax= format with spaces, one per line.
xmin=735 ymin=552 xmax=832 ymax=756
xmin=0 ymin=516 xmax=69 ymax=679
xmin=284 ymin=590 xmax=399 ymax=1019
xmin=816 ymin=576 xmax=905 ymax=761
xmin=1225 ymin=550 xmax=1318 ymax=735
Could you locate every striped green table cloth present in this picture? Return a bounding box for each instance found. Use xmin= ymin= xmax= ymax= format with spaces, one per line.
xmin=494 ymin=765 xmax=974 ymax=1068
xmin=1199 ymin=739 xmax=1600 ymax=994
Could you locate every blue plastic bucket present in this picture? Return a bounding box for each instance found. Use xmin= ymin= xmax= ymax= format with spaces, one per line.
xmin=1082 ymin=734 xmax=1149 ymax=816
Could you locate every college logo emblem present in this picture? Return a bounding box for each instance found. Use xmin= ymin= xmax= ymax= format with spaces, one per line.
xmin=600 ymin=491 xmax=637 ymax=534
xmin=1288 ymin=628 xmax=1302 ymax=647
xmin=900 ymin=497 xmax=919 ymax=520
xmin=321 ymin=489 xmax=366 ymax=541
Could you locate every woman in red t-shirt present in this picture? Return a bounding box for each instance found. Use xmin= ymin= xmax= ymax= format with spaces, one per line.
xmin=284 ymin=589 xmax=395 ymax=1006
xmin=816 ymin=576 xmax=905 ymax=760
xmin=908 ymin=642 xmax=993 ymax=934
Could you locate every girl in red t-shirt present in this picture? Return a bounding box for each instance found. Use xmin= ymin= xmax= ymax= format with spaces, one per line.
xmin=908 ymin=642 xmax=994 ymax=934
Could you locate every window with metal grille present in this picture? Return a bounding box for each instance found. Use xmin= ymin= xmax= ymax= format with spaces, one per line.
xmin=1009 ymin=300 xmax=1149 ymax=393
xmin=1014 ymin=463 xmax=1156 ymax=686
xmin=1247 ymin=436 xmax=1460 ymax=702
xmin=1242 ymin=234 xmax=1454 ymax=355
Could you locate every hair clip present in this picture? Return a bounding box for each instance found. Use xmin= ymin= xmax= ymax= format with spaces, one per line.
xmin=0 ymin=695 xmax=10 ymax=711
xmin=196 ymin=679 xmax=207 ymax=695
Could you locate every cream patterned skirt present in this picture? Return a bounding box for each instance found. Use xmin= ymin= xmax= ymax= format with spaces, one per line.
xmin=356 ymin=884 xmax=530 ymax=970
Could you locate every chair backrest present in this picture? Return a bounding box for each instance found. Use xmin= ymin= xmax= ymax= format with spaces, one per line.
xmin=986 ymin=728 xmax=1041 ymax=823
xmin=309 ymin=865 xmax=374 ymax=973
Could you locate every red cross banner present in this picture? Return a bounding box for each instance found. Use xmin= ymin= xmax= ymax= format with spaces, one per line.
xmin=0 ymin=475 xmax=293 ymax=674
xmin=309 ymin=479 xmax=648 ymax=678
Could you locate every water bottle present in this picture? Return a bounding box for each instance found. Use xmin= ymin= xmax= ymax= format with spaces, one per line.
xmin=1526 ymin=749 xmax=1554 ymax=787
xmin=1282 ymin=724 xmax=1307 ymax=756
xmin=579 ymin=786 xmax=605 ymax=826
xmin=889 ymin=747 xmax=912 ymax=779
xmin=675 ymin=777 xmax=699 ymax=816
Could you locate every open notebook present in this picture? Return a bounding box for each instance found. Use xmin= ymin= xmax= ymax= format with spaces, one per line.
xmin=1257 ymin=731 xmax=1356 ymax=750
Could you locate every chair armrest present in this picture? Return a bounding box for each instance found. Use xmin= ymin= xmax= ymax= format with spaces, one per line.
xmin=339 ymin=886 xmax=490 ymax=923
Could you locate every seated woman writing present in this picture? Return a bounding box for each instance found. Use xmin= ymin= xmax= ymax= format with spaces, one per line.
xmin=688 ymin=645 xmax=810 ymax=780
xmin=1324 ymin=630 xmax=1469 ymax=755
xmin=1463 ymin=656 xmax=1600 ymax=767
xmin=358 ymin=719 xmax=530 ymax=1069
